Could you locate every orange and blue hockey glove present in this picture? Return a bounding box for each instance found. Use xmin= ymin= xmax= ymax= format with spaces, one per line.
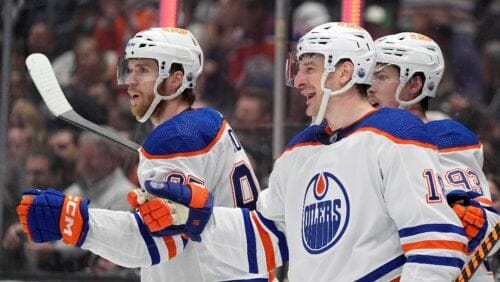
xmin=16 ymin=188 xmax=90 ymax=247
xmin=447 ymin=189 xmax=488 ymax=252
xmin=140 ymin=180 xmax=213 ymax=242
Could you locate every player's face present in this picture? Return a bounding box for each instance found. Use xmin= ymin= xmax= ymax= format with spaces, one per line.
xmin=293 ymin=54 xmax=326 ymax=117
xmin=125 ymin=59 xmax=158 ymax=118
xmin=367 ymin=63 xmax=400 ymax=108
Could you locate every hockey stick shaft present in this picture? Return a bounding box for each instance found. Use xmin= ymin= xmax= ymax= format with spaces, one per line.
xmin=456 ymin=222 xmax=500 ymax=282
xmin=25 ymin=53 xmax=140 ymax=152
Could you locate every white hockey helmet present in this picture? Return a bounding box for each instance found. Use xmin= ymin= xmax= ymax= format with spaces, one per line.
xmin=286 ymin=22 xmax=376 ymax=125
xmin=374 ymin=32 xmax=444 ymax=107
xmin=117 ymin=27 xmax=204 ymax=123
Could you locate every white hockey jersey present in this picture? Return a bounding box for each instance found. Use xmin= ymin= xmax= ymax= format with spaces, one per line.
xmin=427 ymin=119 xmax=499 ymax=281
xmin=81 ymin=108 xmax=268 ymax=282
xmin=197 ymin=108 xmax=469 ymax=281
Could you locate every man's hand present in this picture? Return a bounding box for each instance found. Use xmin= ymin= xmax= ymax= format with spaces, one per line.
xmin=447 ymin=190 xmax=488 ymax=252
xmin=16 ymin=189 xmax=90 ymax=246
xmin=139 ymin=180 xmax=214 ymax=242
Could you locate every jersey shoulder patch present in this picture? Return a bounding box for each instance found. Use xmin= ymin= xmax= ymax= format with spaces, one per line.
xmin=348 ymin=108 xmax=434 ymax=145
xmin=426 ymin=119 xmax=479 ymax=150
xmin=142 ymin=108 xmax=225 ymax=156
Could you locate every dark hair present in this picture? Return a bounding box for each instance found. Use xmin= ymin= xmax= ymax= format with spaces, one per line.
xmin=170 ymin=63 xmax=196 ymax=106
xmin=414 ymin=72 xmax=429 ymax=111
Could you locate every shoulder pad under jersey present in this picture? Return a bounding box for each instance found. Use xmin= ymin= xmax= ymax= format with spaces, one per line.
xmin=426 ymin=119 xmax=480 ymax=150
xmin=142 ymin=108 xmax=225 ymax=156
xmin=342 ymin=108 xmax=434 ymax=146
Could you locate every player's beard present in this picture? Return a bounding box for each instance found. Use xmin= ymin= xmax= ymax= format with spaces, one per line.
xmin=130 ymin=92 xmax=155 ymax=119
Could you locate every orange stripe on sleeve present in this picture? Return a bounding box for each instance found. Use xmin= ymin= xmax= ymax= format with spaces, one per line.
xmin=355 ymin=127 xmax=437 ymax=150
xmin=162 ymin=236 xmax=177 ymax=259
xmin=475 ymin=197 xmax=493 ymax=207
xmin=402 ymin=240 xmax=467 ymax=253
xmin=439 ymin=143 xmax=482 ymax=153
xmin=141 ymin=121 xmax=228 ymax=160
xmin=250 ymin=211 xmax=276 ymax=272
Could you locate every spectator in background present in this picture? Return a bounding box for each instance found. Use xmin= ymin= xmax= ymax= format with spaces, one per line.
xmin=227 ymin=0 xmax=274 ymax=92
xmin=47 ymin=128 xmax=80 ymax=189
xmin=8 ymin=98 xmax=46 ymax=148
xmin=2 ymin=149 xmax=65 ymax=272
xmin=232 ymin=87 xmax=273 ymax=186
xmin=25 ymin=21 xmax=56 ymax=60
xmin=192 ymin=0 xmax=245 ymax=115
xmin=65 ymin=131 xmax=134 ymax=211
xmin=53 ymin=32 xmax=116 ymax=89
xmin=233 ymin=87 xmax=272 ymax=128
xmin=8 ymin=68 xmax=32 ymax=103
xmin=364 ymin=4 xmax=396 ymax=39
xmin=292 ymin=1 xmax=331 ymax=40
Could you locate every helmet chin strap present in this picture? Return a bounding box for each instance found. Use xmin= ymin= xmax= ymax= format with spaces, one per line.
xmin=312 ymin=71 xmax=356 ymax=125
xmin=137 ymin=77 xmax=188 ymax=123
xmin=395 ymin=80 xmax=425 ymax=109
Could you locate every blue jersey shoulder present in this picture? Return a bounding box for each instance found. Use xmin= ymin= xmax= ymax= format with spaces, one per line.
xmin=285 ymin=120 xmax=331 ymax=150
xmin=142 ymin=108 xmax=224 ymax=156
xmin=345 ymin=108 xmax=434 ymax=145
xmin=426 ymin=119 xmax=479 ymax=149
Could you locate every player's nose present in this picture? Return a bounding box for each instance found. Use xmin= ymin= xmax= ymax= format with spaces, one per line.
xmin=293 ymin=72 xmax=306 ymax=89
xmin=125 ymin=72 xmax=138 ymax=85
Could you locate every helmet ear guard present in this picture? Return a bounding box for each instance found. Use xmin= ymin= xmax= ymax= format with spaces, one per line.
xmin=117 ymin=27 xmax=204 ymax=123
xmin=374 ymin=32 xmax=444 ymax=107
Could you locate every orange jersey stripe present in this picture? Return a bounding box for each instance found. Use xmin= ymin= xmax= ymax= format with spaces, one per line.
xmin=439 ymin=143 xmax=482 ymax=153
xmin=250 ymin=211 xmax=276 ymax=272
xmin=354 ymin=127 xmax=437 ymax=150
xmin=140 ymin=121 xmax=228 ymax=160
xmin=475 ymin=197 xmax=493 ymax=207
xmin=402 ymin=240 xmax=467 ymax=253
xmin=162 ymin=236 xmax=177 ymax=259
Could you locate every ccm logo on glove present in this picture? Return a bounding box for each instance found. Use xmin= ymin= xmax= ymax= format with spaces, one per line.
xmin=61 ymin=196 xmax=83 ymax=239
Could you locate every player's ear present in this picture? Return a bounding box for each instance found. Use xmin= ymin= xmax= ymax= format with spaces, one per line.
xmin=338 ymin=60 xmax=354 ymax=86
xmin=170 ymin=70 xmax=183 ymax=88
xmin=407 ymin=74 xmax=424 ymax=99
xmin=162 ymin=70 xmax=183 ymax=96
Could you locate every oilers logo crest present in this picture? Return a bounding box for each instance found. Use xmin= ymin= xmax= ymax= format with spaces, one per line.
xmin=302 ymin=172 xmax=350 ymax=254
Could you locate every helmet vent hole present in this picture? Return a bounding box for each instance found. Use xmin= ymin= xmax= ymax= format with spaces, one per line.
xmin=139 ymin=43 xmax=146 ymax=48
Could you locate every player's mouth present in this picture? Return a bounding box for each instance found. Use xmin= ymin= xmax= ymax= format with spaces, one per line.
xmin=303 ymin=91 xmax=315 ymax=106
xmin=367 ymin=97 xmax=380 ymax=108
xmin=129 ymin=93 xmax=141 ymax=104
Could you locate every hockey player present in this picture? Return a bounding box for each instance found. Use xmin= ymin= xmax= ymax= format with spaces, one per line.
xmin=367 ymin=32 xmax=499 ymax=281
xmin=17 ymin=27 xmax=267 ymax=282
xmin=107 ymin=22 xmax=468 ymax=280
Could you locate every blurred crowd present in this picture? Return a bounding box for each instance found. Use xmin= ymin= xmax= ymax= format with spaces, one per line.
xmin=0 ymin=0 xmax=499 ymax=280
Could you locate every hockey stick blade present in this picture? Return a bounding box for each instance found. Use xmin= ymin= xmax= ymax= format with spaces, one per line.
xmin=25 ymin=53 xmax=140 ymax=152
xmin=456 ymin=221 xmax=500 ymax=282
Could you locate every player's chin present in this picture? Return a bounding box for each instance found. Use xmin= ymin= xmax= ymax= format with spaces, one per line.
xmin=130 ymin=105 xmax=146 ymax=119
xmin=306 ymin=107 xmax=317 ymax=118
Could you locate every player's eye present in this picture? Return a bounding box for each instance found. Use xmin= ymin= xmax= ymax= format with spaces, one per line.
xmin=138 ymin=66 xmax=149 ymax=74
